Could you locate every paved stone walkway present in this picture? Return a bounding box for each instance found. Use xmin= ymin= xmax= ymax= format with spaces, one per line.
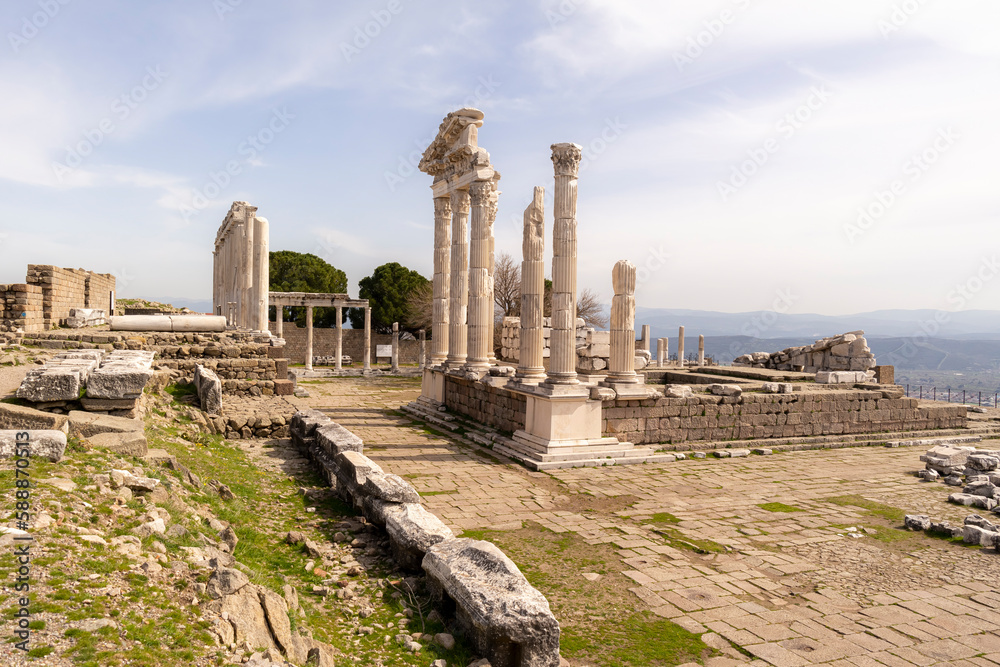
xmin=294 ymin=376 xmax=1000 ymax=667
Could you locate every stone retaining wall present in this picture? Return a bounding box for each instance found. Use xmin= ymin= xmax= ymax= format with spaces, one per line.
xmin=444 ymin=375 xmax=527 ymax=435
xmin=603 ymin=389 xmax=967 ymax=446
xmin=18 ymin=330 xmax=291 ymax=398
xmin=289 ymin=409 xmax=561 ymax=666
xmin=268 ymin=324 xmax=420 ymax=365
xmin=435 ymin=378 xmax=968 ymax=447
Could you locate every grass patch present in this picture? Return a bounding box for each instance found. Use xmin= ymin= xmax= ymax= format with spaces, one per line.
xmin=824 ymin=495 xmax=905 ymax=523
xmin=758 ymin=502 xmax=804 ymax=513
xmin=561 ymin=611 xmax=713 ymax=666
xmin=163 ymin=383 xmax=197 ymax=400
xmin=649 ymin=512 xmax=681 ymax=524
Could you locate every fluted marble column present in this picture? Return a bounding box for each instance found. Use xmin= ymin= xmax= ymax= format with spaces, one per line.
xmin=431 ymin=196 xmax=451 ymax=366
xmin=486 ymin=176 xmax=499 ymax=366
xmin=661 ymin=337 xmax=669 ymax=366
xmin=392 ymin=321 xmax=400 ymax=373
xmin=305 ymin=305 xmax=314 ymax=371
xmin=335 ymin=306 xmax=343 ymax=371
xmin=466 ymin=181 xmax=494 ymax=371
xmin=363 ymin=306 xmax=371 ymax=373
xmin=656 ymin=338 xmax=665 ymax=367
xmin=240 ymin=214 xmax=254 ymax=329
xmin=677 ymin=326 xmax=685 ymax=367
xmin=546 ymin=143 xmax=582 ymax=385
xmin=276 ymin=304 xmax=283 ymax=337
xmin=698 ymin=334 xmax=705 ymax=366
xmin=607 ymin=260 xmax=638 ymax=383
xmin=252 ymin=216 xmax=269 ymax=332
xmin=447 ymin=190 xmax=471 ymax=368
xmin=517 ymin=186 xmax=546 ymax=382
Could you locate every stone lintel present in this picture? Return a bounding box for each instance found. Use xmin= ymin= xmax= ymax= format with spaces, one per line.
xmin=430 ymin=167 xmax=496 ymax=198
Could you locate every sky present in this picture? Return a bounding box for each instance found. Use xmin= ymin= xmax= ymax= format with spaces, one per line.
xmin=0 ymin=0 xmax=998 ymax=317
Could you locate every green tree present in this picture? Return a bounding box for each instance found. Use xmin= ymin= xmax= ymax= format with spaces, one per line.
xmin=348 ymin=262 xmax=429 ymax=334
xmin=268 ymin=250 xmax=348 ymax=328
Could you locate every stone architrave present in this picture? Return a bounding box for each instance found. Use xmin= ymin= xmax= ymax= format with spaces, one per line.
xmin=607 ymin=261 xmax=638 ymax=384
xmin=430 ymin=197 xmax=451 ymax=366
xmin=517 ymin=186 xmax=546 ymax=383
xmin=545 ymin=143 xmax=583 ymax=386
xmin=698 ymin=334 xmax=705 ymax=366
xmin=677 ymin=326 xmax=685 ymax=367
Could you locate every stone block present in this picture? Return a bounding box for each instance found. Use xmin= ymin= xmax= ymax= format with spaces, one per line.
xmin=0 ymin=430 xmax=67 ymax=462
xmin=85 ymin=431 xmax=148 ymax=457
xmin=423 ymin=538 xmax=560 ymax=667
xmin=194 ymin=365 xmax=223 ymax=415
xmin=383 ymin=502 xmax=454 ymax=571
xmin=363 ymin=472 xmax=420 ymax=504
xmin=17 ymin=369 xmax=82 ymax=402
xmin=904 ymin=514 xmax=931 ymax=531
xmin=315 ymin=422 xmax=363 ymax=457
xmin=0 ymin=402 xmax=69 ymax=432
xmin=709 ymin=384 xmax=742 ymax=397
xmin=87 ymin=367 xmax=153 ymax=399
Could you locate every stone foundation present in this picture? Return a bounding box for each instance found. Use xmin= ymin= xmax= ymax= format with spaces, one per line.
xmin=444 ymin=375 xmax=527 ymax=435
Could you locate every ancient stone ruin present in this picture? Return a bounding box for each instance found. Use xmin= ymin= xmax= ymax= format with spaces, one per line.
xmin=0 ymin=265 xmax=115 ymax=333
xmin=734 ymin=331 xmax=877 ymax=374
xmin=213 ymin=201 xmax=270 ymax=331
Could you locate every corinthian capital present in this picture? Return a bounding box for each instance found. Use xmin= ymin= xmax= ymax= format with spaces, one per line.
xmin=550 ymin=143 xmax=583 ymax=177
xmin=469 ymin=180 xmax=492 ymax=206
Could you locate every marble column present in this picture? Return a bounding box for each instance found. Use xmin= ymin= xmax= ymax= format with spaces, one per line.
xmin=447 ymin=190 xmax=471 ymax=368
xmin=241 ymin=213 xmax=254 ymax=329
xmin=662 ymin=337 xmax=669 ymax=366
xmin=391 ymin=321 xmax=400 ymax=373
xmin=546 ymin=143 xmax=583 ymax=385
xmin=252 ymin=216 xmax=269 ymax=332
xmin=517 ymin=187 xmax=546 ymax=383
xmin=212 ymin=248 xmax=219 ymax=319
xmin=305 ymin=305 xmax=314 ymax=371
xmin=656 ymin=338 xmax=665 ymax=368
xmin=363 ymin=306 xmax=372 ymax=373
xmin=698 ymin=335 xmax=705 ymax=366
xmin=677 ymin=326 xmax=685 ymax=367
xmin=419 ymin=329 xmax=426 ymax=369
xmin=335 ymin=306 xmax=343 ymax=371
xmin=431 ymin=196 xmax=451 ymax=366
xmin=276 ymin=304 xmax=283 ymax=337
xmin=607 ymin=260 xmax=638 ymax=384
xmin=486 ymin=175 xmax=500 ymax=366
xmin=466 ymin=181 xmax=494 ymax=372
xmin=639 ymin=325 xmax=651 ymax=353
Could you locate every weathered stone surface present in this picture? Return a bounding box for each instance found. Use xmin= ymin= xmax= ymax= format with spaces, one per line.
xmin=215 ymin=585 xmax=273 ymax=651
xmin=709 ymin=384 xmax=742 ymax=397
xmin=17 ymin=369 xmax=82 ymax=402
xmin=423 ymin=538 xmax=560 ymax=667
xmin=87 ymin=367 xmax=153 ymax=399
xmin=193 ymin=364 xmax=223 ymax=415
xmin=259 ymin=587 xmax=293 ymax=655
xmin=363 ymin=472 xmax=421 ymax=504
xmin=904 ymin=514 xmax=931 ymax=531
xmin=383 ymin=502 xmax=454 ymax=571
xmin=206 ymin=567 xmax=250 ymax=599
xmin=967 ymin=454 xmax=1000 ymax=472
xmin=316 ymin=422 xmax=364 ymax=457
xmin=0 ymin=430 xmax=67 ymax=462
xmin=0 ymin=402 xmax=69 ymax=432
xmin=86 ymin=431 xmax=147 ymax=457
xmin=815 ymin=370 xmax=870 ymax=384
xmin=69 ymin=411 xmax=143 ymax=438
xmin=663 ymin=385 xmax=693 ymax=399
xmin=336 ymin=451 xmax=384 ymax=491
xmin=948 ymin=493 xmax=997 ymax=510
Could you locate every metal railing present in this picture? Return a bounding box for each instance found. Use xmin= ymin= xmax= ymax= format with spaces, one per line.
xmin=904 ymin=385 xmax=999 ymax=408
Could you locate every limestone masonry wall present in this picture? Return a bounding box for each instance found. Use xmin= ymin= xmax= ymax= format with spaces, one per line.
xmin=269 ymin=323 xmax=420 ymax=364
xmin=603 ymin=390 xmax=967 ymax=446
xmin=0 ymin=265 xmax=115 ymax=332
xmin=436 ymin=379 xmax=967 ymax=446
xmin=444 ymin=375 xmax=527 ymax=435
xmin=17 ymin=330 xmax=289 ymax=398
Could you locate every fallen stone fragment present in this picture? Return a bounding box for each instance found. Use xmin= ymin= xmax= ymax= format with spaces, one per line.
xmin=0 ymin=430 xmax=67 ymax=462
xmin=363 ymin=472 xmax=421 ymax=504
xmin=206 ymin=567 xmax=250 ymax=599
xmin=383 ymin=502 xmax=454 ymax=571
xmin=904 ymin=514 xmax=931 ymax=531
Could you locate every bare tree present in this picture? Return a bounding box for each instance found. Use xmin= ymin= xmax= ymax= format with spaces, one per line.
xmin=405 ymin=281 xmax=433 ymax=332
xmin=576 ymin=288 xmax=609 ymax=329
xmin=493 ymin=250 xmax=521 ymax=317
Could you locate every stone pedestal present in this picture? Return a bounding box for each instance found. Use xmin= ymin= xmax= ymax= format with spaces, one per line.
xmin=509 ymin=384 xmax=624 ymax=464
xmin=516 ymin=187 xmax=546 ymax=384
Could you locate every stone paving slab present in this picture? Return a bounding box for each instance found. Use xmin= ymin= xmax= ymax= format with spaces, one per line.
xmin=295 ymin=377 xmax=1000 ymax=666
